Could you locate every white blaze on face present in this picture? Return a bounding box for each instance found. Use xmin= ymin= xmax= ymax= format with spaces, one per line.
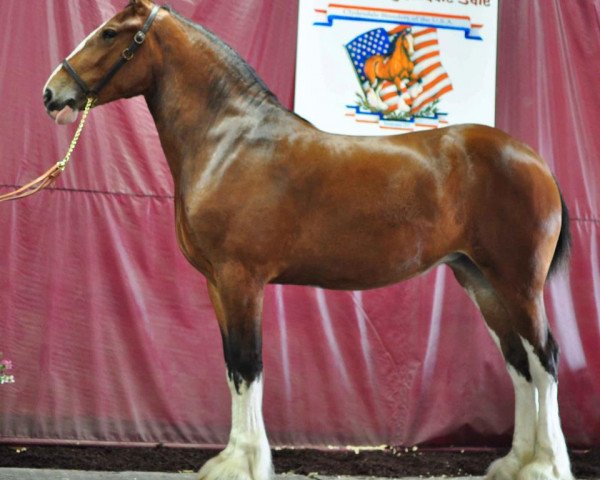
xmin=43 ymin=19 xmax=109 ymax=96
xmin=406 ymin=34 xmax=415 ymax=56
xmin=43 ymin=63 xmax=63 ymax=95
xmin=67 ymin=20 xmax=109 ymax=61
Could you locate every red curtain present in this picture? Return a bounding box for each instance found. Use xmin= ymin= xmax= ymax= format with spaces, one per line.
xmin=0 ymin=0 xmax=598 ymax=447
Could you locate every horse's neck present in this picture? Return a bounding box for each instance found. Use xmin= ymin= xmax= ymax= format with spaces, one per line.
xmin=393 ymin=37 xmax=406 ymax=57
xmin=145 ymin=14 xmax=279 ymax=182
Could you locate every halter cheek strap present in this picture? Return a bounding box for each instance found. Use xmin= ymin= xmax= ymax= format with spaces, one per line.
xmin=62 ymin=4 xmax=161 ymax=97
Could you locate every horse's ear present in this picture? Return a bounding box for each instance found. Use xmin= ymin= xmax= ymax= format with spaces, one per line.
xmin=126 ymin=0 xmax=154 ymax=9
xmin=125 ymin=0 xmax=150 ymax=11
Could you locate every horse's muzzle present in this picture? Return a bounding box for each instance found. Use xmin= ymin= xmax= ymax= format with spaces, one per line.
xmin=44 ymin=92 xmax=80 ymax=125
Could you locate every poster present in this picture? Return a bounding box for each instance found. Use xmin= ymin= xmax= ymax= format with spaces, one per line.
xmin=294 ymin=0 xmax=499 ymax=135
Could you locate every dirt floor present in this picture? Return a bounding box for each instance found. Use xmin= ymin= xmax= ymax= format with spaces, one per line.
xmin=0 ymin=445 xmax=599 ymax=478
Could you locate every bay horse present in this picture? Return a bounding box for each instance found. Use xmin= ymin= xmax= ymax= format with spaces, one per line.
xmin=43 ymin=2 xmax=574 ymax=480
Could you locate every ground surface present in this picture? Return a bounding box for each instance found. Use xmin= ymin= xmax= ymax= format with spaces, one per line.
xmin=0 ymin=446 xmax=599 ymax=478
xmin=0 ymin=472 xmax=479 ymax=480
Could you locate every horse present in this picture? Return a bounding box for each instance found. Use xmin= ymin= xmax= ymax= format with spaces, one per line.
xmin=364 ymin=27 xmax=416 ymax=111
xmin=42 ymin=2 xmax=574 ymax=480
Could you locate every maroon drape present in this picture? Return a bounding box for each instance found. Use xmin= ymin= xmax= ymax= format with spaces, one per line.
xmin=0 ymin=0 xmax=598 ymax=447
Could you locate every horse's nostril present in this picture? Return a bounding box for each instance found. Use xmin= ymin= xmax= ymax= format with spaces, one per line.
xmin=43 ymin=88 xmax=53 ymax=105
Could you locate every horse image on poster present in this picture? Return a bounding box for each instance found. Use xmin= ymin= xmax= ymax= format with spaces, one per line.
xmin=345 ymin=25 xmax=453 ymax=128
xmin=361 ymin=26 xmax=419 ymax=113
xmin=42 ymin=1 xmax=574 ymax=480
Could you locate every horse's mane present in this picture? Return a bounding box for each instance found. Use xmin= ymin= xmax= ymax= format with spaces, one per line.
xmin=389 ymin=32 xmax=405 ymax=53
xmin=165 ymin=6 xmax=277 ymax=102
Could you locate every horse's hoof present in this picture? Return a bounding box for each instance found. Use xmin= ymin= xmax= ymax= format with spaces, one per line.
xmin=517 ymin=460 xmax=574 ymax=480
xmin=486 ymin=452 xmax=526 ymax=480
xmin=198 ymin=454 xmax=253 ymax=480
xmin=198 ymin=447 xmax=273 ymax=480
xmin=366 ymin=90 xmax=388 ymax=112
xmin=396 ymin=99 xmax=411 ymax=113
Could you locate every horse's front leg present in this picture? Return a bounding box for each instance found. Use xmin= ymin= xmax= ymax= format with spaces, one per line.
xmin=199 ymin=268 xmax=272 ymax=480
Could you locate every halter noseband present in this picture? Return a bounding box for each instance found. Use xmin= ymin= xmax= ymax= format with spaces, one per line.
xmin=62 ymin=4 xmax=161 ymax=97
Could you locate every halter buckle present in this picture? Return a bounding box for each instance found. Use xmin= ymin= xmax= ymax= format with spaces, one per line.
xmin=122 ymin=49 xmax=134 ymax=61
xmin=134 ymin=31 xmax=146 ymax=44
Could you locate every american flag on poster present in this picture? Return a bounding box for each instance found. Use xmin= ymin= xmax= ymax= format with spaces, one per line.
xmin=346 ymin=26 xmax=452 ymax=116
xmin=294 ymin=0 xmax=498 ymax=135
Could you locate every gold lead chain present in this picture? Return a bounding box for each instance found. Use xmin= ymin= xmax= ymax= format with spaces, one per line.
xmin=56 ymin=96 xmax=95 ymax=171
xmin=0 ymin=97 xmax=95 ymax=202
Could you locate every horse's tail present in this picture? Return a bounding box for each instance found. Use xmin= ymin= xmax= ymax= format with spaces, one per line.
xmin=547 ymin=183 xmax=572 ymax=279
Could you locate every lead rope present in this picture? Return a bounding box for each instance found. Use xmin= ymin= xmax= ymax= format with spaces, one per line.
xmin=0 ymin=96 xmax=95 ymax=202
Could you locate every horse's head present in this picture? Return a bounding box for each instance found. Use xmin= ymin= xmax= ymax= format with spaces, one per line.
xmin=400 ymin=28 xmax=415 ymax=57
xmin=396 ymin=27 xmax=415 ymax=58
xmin=43 ymin=0 xmax=161 ymax=125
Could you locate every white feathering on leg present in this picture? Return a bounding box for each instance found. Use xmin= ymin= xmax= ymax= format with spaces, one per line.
xmin=198 ymin=374 xmax=272 ymax=480
xmin=517 ymin=339 xmax=573 ymax=480
xmin=485 ymin=326 xmax=538 ymax=480
xmin=487 ymin=365 xmax=537 ymax=480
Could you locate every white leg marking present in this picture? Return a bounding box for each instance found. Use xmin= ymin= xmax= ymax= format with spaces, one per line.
xmin=485 ymin=328 xmax=538 ymax=480
xmin=508 ymin=366 xmax=537 ymax=462
xmin=487 ymin=365 xmax=538 ymax=480
xmin=485 ymin=325 xmax=500 ymax=347
xmin=366 ymin=86 xmax=389 ymax=111
xmin=198 ymin=375 xmax=272 ymax=480
xmin=517 ymin=340 xmax=573 ymax=480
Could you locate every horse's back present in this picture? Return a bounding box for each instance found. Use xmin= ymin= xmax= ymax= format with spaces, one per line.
xmin=271 ymin=122 xmax=562 ymax=289
xmin=179 ymin=115 xmax=562 ymax=290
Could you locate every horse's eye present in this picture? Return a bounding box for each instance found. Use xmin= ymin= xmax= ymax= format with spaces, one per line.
xmin=102 ymin=29 xmax=118 ymax=40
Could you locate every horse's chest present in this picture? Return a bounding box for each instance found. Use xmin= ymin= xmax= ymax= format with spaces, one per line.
xmin=174 ymin=197 xmax=231 ymax=281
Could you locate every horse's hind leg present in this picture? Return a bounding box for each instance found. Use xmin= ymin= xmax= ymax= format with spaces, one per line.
xmin=450 ymin=257 xmax=536 ymax=480
xmin=198 ymin=267 xmax=272 ymax=480
xmin=449 ymin=257 xmax=573 ymax=480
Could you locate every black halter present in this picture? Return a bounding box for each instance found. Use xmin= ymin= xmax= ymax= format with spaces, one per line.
xmin=62 ymin=4 xmax=161 ymax=97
